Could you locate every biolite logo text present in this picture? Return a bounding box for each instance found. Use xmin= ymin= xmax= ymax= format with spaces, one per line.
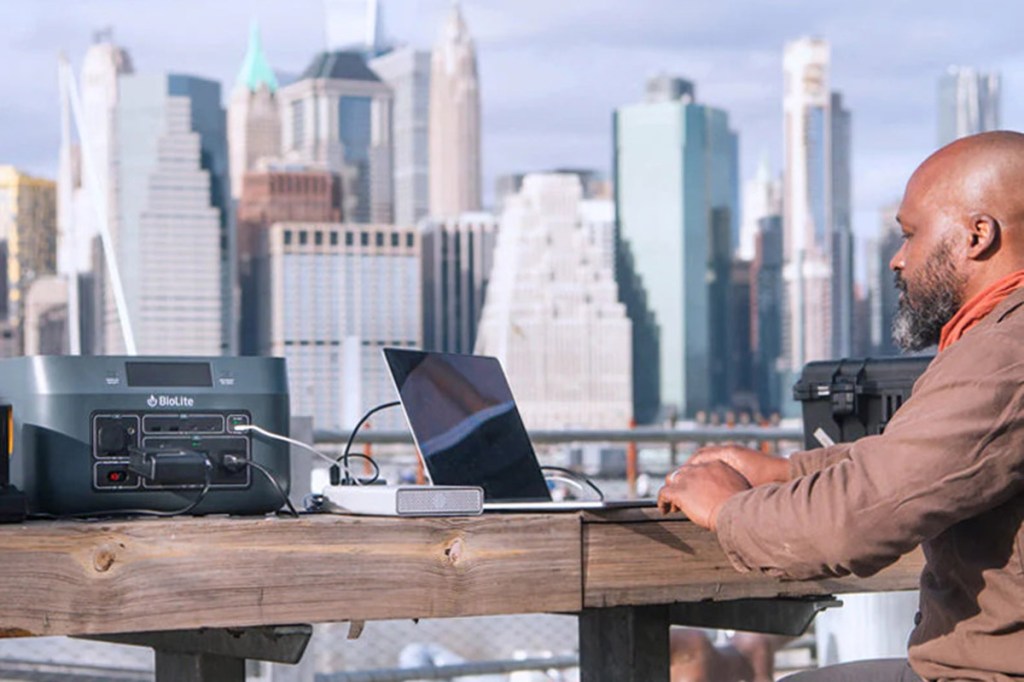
xmin=146 ymin=394 xmax=195 ymax=408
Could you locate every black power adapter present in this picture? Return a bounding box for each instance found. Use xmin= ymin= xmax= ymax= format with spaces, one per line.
xmin=128 ymin=449 xmax=210 ymax=486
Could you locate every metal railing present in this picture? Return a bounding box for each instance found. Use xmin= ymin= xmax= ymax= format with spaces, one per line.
xmin=315 ymin=654 xmax=578 ymax=681
xmin=312 ymin=424 xmax=805 ymax=494
xmin=314 ymin=425 xmax=804 ymax=447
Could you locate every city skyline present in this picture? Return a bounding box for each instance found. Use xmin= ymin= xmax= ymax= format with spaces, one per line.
xmin=5 ymin=0 xmax=1024 ymax=254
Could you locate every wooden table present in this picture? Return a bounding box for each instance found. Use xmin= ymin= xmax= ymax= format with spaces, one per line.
xmin=0 ymin=508 xmax=924 ymax=681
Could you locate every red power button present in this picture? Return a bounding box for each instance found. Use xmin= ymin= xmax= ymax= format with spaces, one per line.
xmin=107 ymin=470 xmax=126 ymax=483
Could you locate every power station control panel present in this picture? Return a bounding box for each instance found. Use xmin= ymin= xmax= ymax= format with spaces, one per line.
xmin=91 ymin=411 xmax=253 ymax=491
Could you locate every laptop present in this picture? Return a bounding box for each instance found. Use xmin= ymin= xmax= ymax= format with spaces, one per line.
xmin=382 ymin=347 xmax=655 ymax=511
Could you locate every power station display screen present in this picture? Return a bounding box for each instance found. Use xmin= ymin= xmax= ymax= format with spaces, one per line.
xmin=126 ymin=362 xmax=213 ymax=387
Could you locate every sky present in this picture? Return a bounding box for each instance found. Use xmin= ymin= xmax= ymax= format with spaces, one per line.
xmin=3 ymin=0 xmax=1024 ymax=257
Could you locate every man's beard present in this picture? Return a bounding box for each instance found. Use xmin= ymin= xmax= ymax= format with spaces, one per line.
xmin=891 ymin=238 xmax=965 ymax=352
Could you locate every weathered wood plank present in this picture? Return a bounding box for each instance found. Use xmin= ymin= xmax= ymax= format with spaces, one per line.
xmin=582 ymin=510 xmax=925 ymax=607
xmin=0 ymin=514 xmax=582 ymax=637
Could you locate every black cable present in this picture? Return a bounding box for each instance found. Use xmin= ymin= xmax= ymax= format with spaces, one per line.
xmin=44 ymin=455 xmax=216 ymax=520
xmin=337 ymin=400 xmax=400 ymax=484
xmin=235 ymin=457 xmax=299 ymax=518
xmin=330 ymin=451 xmax=381 ymax=485
xmin=540 ymin=465 xmax=605 ymax=501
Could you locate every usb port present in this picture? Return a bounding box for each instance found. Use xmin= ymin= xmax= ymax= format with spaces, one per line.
xmin=227 ymin=415 xmax=249 ymax=433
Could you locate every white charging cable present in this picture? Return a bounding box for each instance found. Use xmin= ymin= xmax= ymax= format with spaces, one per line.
xmin=230 ymin=423 xmax=365 ymax=485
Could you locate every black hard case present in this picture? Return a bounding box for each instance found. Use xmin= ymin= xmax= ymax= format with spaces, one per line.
xmin=793 ymin=356 xmax=934 ymax=449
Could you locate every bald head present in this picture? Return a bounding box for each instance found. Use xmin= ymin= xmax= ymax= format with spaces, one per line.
xmin=897 ymin=130 xmax=1024 ymax=298
xmin=914 ymin=131 xmax=1024 ymax=224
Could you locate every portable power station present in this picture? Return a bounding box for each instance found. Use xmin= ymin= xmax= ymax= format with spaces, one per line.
xmin=1 ymin=355 xmax=290 ymax=516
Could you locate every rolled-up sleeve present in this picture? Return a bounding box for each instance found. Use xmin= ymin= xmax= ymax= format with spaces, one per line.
xmin=715 ymin=332 xmax=1024 ymax=580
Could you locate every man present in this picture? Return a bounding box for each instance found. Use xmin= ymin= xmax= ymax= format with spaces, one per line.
xmin=659 ymin=130 xmax=1024 ymax=681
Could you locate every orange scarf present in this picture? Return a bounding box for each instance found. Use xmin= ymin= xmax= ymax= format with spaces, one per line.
xmin=938 ymin=269 xmax=1024 ymax=351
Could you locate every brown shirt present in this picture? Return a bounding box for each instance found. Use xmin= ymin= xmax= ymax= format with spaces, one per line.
xmin=716 ymin=288 xmax=1024 ymax=681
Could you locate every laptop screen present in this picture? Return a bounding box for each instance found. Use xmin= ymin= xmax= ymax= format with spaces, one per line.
xmin=383 ymin=348 xmax=552 ymax=501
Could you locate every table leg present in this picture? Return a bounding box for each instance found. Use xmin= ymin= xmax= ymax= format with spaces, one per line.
xmin=155 ymin=651 xmax=245 ymax=682
xmin=579 ymin=605 xmax=669 ymax=682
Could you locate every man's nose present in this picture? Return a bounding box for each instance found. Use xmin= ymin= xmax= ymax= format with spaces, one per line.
xmin=890 ymin=244 xmax=906 ymax=272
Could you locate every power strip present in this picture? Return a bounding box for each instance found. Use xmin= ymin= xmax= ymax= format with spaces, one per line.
xmin=323 ymin=485 xmax=484 ymax=517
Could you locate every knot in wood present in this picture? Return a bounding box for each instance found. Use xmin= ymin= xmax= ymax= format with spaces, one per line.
xmin=93 ymin=547 xmax=117 ymax=573
xmin=443 ymin=537 xmax=465 ymax=565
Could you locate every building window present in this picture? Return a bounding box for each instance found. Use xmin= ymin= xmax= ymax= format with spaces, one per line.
xmin=330 ymin=231 xmax=338 ymax=246
xmin=284 ymin=230 xmax=292 ymax=245
xmin=314 ymin=231 xmax=323 ymax=246
xmin=406 ymin=233 xmax=414 ymax=248
xmin=291 ymin=100 xmax=305 ymax=150
xmin=346 ymin=232 xmax=354 ymax=246
xmin=376 ymin=232 xmax=384 ymax=247
xmin=338 ymin=96 xmax=372 ymax=163
xmin=391 ymin=233 xmax=399 ymax=247
xmin=299 ymin=231 xmax=308 ymax=245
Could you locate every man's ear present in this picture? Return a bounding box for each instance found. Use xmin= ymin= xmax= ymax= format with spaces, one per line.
xmin=967 ymin=213 xmax=1000 ymax=259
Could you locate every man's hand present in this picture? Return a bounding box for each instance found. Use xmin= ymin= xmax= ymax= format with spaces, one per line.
xmin=657 ymin=461 xmax=751 ymax=530
xmin=682 ymin=444 xmax=789 ymax=487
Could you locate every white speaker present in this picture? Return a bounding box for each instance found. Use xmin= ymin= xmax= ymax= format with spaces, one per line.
xmin=323 ymin=485 xmax=484 ymax=516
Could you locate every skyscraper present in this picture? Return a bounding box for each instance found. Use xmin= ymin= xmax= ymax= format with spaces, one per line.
xmin=475 ymin=174 xmax=632 ymax=429
xmin=227 ymin=22 xmax=282 ymax=201
xmin=852 ymin=283 xmax=872 ymax=357
xmin=324 ymin=0 xmax=388 ymax=56
xmin=741 ymin=156 xmax=785 ymax=415
xmin=580 ymin=196 xmax=615 ymax=272
xmin=831 ymin=91 xmax=854 ymax=358
xmin=256 ymin=222 xmax=420 ymax=431
xmin=59 ymin=33 xmax=133 ymax=278
xmin=615 ymin=76 xmax=738 ymax=417
xmin=103 ymin=73 xmax=228 ymax=355
xmin=173 ymin=75 xmax=234 ymax=355
xmin=615 ymin=235 xmax=660 ymax=424
xmin=178 ymin=76 xmax=234 ymax=354
xmin=728 ymin=260 xmax=755 ymax=411
xmin=57 ymin=33 xmax=134 ymax=356
xmin=938 ymin=67 xmax=1000 ymax=147
xmin=420 ymin=212 xmax=496 ymax=354
xmin=370 ymin=47 xmax=431 ymax=225
xmin=781 ymin=37 xmax=852 ymax=380
xmin=237 ymin=166 xmax=341 ymax=354
xmin=868 ymin=203 xmax=903 ymax=356
xmin=0 ymin=167 xmax=57 ymax=354
xmin=279 ymin=51 xmax=394 ymax=223
xmin=428 ymin=2 xmax=481 ymax=217
xmin=24 ymin=275 xmax=68 ymax=355
xmin=496 ymin=169 xmax=611 ymax=214
xmin=751 ymin=214 xmax=784 ymax=414
xmin=739 ymin=155 xmax=782 ymax=262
